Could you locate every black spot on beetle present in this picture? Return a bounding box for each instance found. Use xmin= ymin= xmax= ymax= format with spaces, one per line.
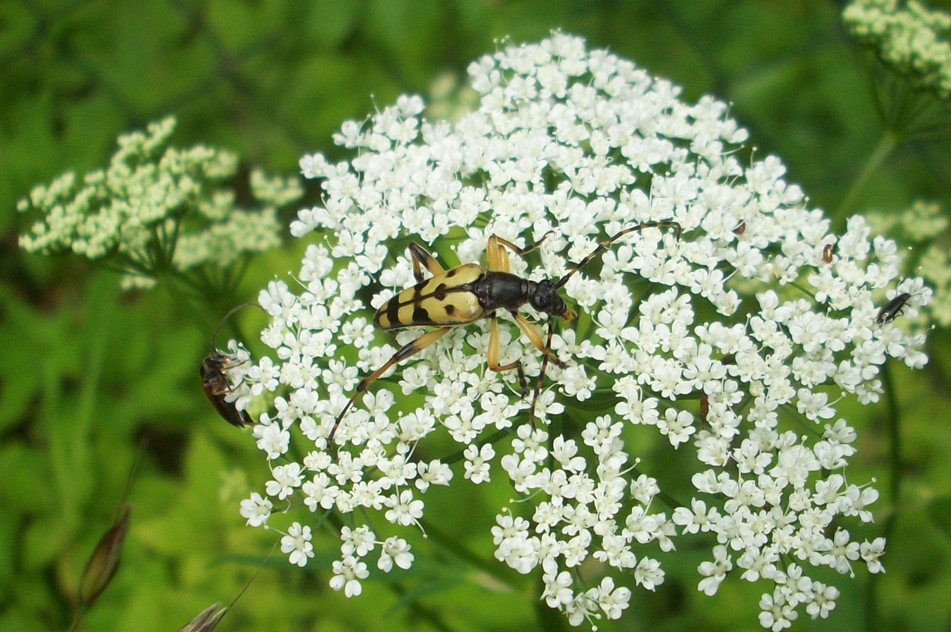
xmin=445 ymin=304 xmax=455 ymax=315
xmin=386 ymin=300 xmax=401 ymax=326
xmin=435 ymin=283 xmax=448 ymax=300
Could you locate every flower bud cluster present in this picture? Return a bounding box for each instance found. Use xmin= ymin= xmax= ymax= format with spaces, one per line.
xmin=18 ymin=117 xmax=298 ymax=289
xmin=844 ymin=0 xmax=951 ymax=97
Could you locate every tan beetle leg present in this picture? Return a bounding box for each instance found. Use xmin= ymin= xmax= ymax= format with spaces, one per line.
xmin=486 ymin=235 xmax=511 ymax=272
xmin=528 ymin=317 xmax=557 ymax=427
xmin=330 ymin=327 xmax=450 ymax=445
xmin=510 ymin=312 xmax=567 ymax=368
xmin=487 ymin=316 xmax=527 ymax=395
xmin=486 ymin=232 xmax=555 ymax=272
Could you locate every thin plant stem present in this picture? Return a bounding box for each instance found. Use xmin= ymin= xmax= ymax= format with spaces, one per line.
xmin=418 ymin=518 xmax=519 ymax=589
xmin=837 ymin=132 xmax=898 ymax=218
xmin=865 ymin=361 xmax=901 ymax=632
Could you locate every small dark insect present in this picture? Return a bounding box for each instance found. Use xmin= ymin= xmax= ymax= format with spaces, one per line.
xmin=822 ymin=243 xmax=834 ymax=263
xmin=733 ymin=220 xmax=746 ymax=236
xmin=200 ymin=304 xmax=257 ymax=427
xmin=875 ymin=292 xmax=911 ymax=324
xmin=330 ymin=221 xmax=683 ymax=445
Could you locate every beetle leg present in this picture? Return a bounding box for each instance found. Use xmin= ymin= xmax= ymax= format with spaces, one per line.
xmin=492 ymin=232 xmax=555 ymax=256
xmin=486 ymin=232 xmax=556 ymax=272
xmin=330 ymin=327 xmax=450 ymax=446
xmin=486 ymin=235 xmax=511 ymax=273
xmin=487 ymin=316 xmax=527 ymax=395
xmin=529 ymin=316 xmax=557 ymax=427
xmin=510 ymin=311 xmax=567 ymax=368
xmin=408 ymin=242 xmax=445 ymax=282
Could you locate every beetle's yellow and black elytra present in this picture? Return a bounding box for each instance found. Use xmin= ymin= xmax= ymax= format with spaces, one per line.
xmin=330 ymin=221 xmax=682 ymax=446
xmin=375 ymin=262 xmax=484 ymax=329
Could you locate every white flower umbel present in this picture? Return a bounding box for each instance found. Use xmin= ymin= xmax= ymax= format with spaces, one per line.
xmin=236 ymin=34 xmax=930 ymax=629
xmin=867 ymin=200 xmax=951 ymax=326
xmin=17 ymin=117 xmax=300 ymax=290
xmin=844 ymin=0 xmax=951 ymax=98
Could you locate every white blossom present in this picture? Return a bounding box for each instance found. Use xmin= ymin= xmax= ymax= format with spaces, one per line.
xmin=280 ymin=522 xmax=314 ymax=568
xmin=17 ymin=117 xmax=298 ymax=290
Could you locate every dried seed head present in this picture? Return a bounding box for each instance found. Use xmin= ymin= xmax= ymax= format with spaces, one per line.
xmin=79 ymin=505 xmax=131 ymax=607
xmin=177 ymin=602 xmax=228 ymax=632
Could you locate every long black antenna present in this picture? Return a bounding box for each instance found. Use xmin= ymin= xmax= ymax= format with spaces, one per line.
xmin=555 ymin=220 xmax=682 ymax=289
xmin=527 ymin=219 xmax=680 ymax=424
xmin=210 ymin=303 xmax=264 ymax=351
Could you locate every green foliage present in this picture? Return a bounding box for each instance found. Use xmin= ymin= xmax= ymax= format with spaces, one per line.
xmin=2 ymin=1 xmax=951 ymax=631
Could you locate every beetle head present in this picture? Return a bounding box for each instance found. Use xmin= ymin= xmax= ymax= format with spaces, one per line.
xmin=530 ymin=280 xmax=574 ymax=320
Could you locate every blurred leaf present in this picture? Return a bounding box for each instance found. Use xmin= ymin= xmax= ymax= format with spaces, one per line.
xmin=0 ymin=284 xmax=80 ymax=431
xmin=0 ymin=505 xmax=16 ymax=594
xmin=0 ymin=443 xmax=54 ymax=515
xmin=304 ymin=0 xmax=361 ymax=47
xmin=927 ymin=495 xmax=951 ymax=541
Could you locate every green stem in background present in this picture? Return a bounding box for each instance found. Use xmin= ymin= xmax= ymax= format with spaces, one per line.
xmin=534 ymin=571 xmax=569 ymax=632
xmin=418 ymin=517 xmax=518 ymax=589
xmin=156 ymin=271 xmax=217 ymax=337
xmin=836 ymin=132 xmax=898 ymax=218
xmin=865 ymin=361 xmax=901 ymax=632
xmin=882 ymin=362 xmax=902 ymax=515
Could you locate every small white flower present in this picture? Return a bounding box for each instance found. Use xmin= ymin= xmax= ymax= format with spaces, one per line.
xmin=239 ymin=492 xmax=272 ymax=528
xmin=384 ymin=490 xmax=425 ymax=526
xmin=340 ymin=525 xmax=376 ymax=557
xmin=860 ymin=537 xmax=886 ymax=574
xmin=281 ymin=522 xmax=315 ymax=567
xmin=463 ymin=443 xmax=496 ymax=484
xmin=698 ymin=545 xmax=733 ymax=596
xmin=658 ymin=408 xmax=696 ymax=448
xmin=761 ymin=585 xmax=801 ymax=631
xmin=266 ymin=463 xmax=304 ymax=500
xmin=594 ymin=576 xmax=631 ymax=620
xmin=330 ymin=555 xmax=369 ymax=597
xmin=378 ymin=536 xmax=414 ymax=572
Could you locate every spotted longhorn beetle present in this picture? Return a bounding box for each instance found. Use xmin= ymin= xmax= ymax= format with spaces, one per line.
xmin=329 ymin=220 xmax=682 ymax=445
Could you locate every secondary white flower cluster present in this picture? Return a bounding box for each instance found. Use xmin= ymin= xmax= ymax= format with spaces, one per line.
xmin=234 ymin=34 xmax=930 ymax=629
xmin=868 ymin=200 xmax=951 ymax=326
xmin=844 ymin=0 xmax=951 ymax=98
xmin=17 ymin=117 xmax=298 ymax=290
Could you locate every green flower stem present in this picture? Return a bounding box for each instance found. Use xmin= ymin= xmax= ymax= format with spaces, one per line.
xmin=837 ymin=132 xmax=898 ymax=218
xmin=865 ymin=360 xmax=901 ymax=632
xmin=418 ymin=517 xmax=520 ymax=589
xmin=534 ymin=572 xmax=569 ymax=632
xmin=154 ymin=269 xmax=226 ymax=340
xmin=882 ymin=362 xmax=902 ymax=508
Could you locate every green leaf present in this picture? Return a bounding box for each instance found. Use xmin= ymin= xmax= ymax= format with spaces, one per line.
xmin=926 ymin=495 xmax=951 ymax=541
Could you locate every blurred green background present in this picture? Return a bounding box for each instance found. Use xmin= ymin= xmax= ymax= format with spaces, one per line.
xmin=2 ymin=1 xmax=951 ymax=631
